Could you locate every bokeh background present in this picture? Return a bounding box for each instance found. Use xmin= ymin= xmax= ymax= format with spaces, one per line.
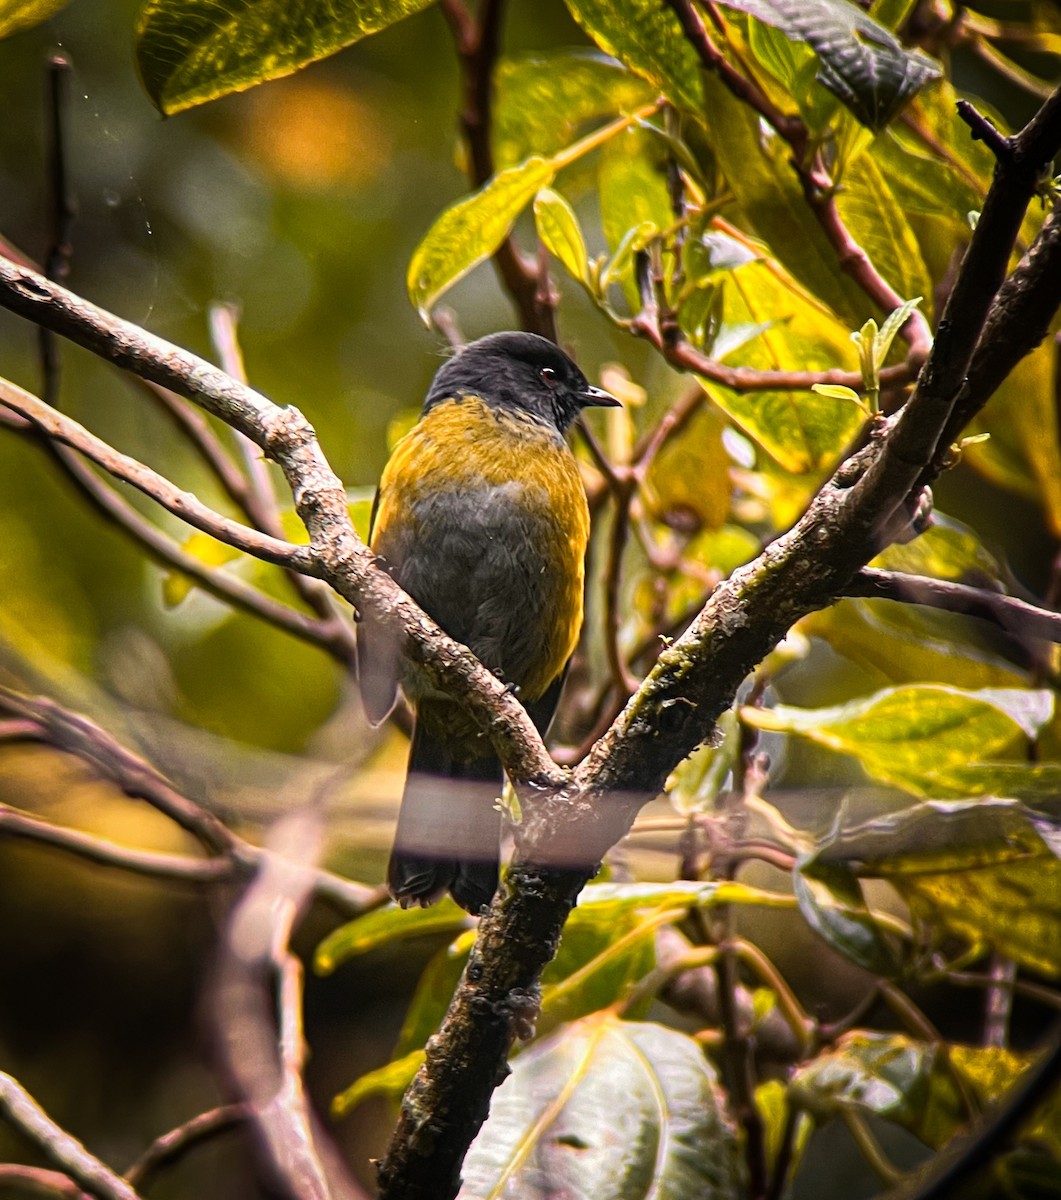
xmin=0 ymin=0 xmax=1056 ymax=1195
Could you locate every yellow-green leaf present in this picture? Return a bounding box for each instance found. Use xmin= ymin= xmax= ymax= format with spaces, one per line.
xmin=743 ymin=684 xmax=1056 ymax=798
xmin=407 ymin=156 xmax=556 ymax=322
xmin=563 ymin=0 xmax=704 ymax=115
xmin=136 ymin=0 xmax=437 ymax=115
xmin=0 ymin=0 xmax=71 ymax=37
xmin=809 ymin=797 xmax=1061 ymax=975
xmin=162 ymin=531 xmax=243 ymax=608
xmin=314 ymin=897 xmax=472 ymax=975
xmin=534 ymin=188 xmax=590 ymax=286
xmin=494 ymin=49 xmax=654 ymax=168
xmin=332 ymin=1049 xmax=424 ymax=1118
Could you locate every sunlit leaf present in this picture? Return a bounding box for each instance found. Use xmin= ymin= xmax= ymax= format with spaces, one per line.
xmin=407 ymin=155 xmax=555 ymax=321
xmin=793 ymin=859 xmax=900 ymax=973
xmin=494 ymin=49 xmax=654 ymax=168
xmin=695 ymin=260 xmax=863 ymax=472
xmin=136 ymin=0 xmax=438 ymax=115
xmin=757 ymin=1080 xmax=813 ymax=1185
xmin=534 ymin=188 xmax=590 ymax=286
xmin=563 ymin=0 xmax=704 ymax=114
xmin=714 ymin=0 xmax=940 ymax=129
xmin=0 ymin=0 xmax=71 ymax=37
xmin=810 ymin=798 xmax=1061 ymax=976
xmin=461 ymin=1014 xmax=742 ymax=1200
xmin=161 ymin=531 xmax=242 ymax=608
xmin=873 ymin=513 xmax=1005 ymax=584
xmin=598 ymin=125 xmax=673 ymax=309
xmin=743 ymin=684 xmax=1056 ymax=798
xmin=392 ymin=879 xmax=790 ymax=1060
xmin=643 ymin=405 xmax=732 ymax=531
xmin=697 ymin=73 xmax=870 ymax=327
xmin=314 ymin=898 xmax=472 ymax=975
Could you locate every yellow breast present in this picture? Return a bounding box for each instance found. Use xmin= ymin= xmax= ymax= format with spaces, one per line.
xmin=371 ymin=395 xmax=590 ymax=701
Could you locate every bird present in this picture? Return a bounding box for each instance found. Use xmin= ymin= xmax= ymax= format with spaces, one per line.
xmin=358 ymin=331 xmax=617 ymax=913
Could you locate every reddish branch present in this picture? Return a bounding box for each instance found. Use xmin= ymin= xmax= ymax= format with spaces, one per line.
xmin=665 ymin=0 xmax=934 ymax=361
xmin=440 ymin=0 xmax=557 ymax=339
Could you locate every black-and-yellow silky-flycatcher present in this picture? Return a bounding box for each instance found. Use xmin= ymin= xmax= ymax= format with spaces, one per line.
xmin=359 ymin=332 xmax=617 ymax=913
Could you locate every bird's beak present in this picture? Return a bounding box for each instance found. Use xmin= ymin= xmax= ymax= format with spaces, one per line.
xmin=579 ymin=384 xmax=621 ymax=409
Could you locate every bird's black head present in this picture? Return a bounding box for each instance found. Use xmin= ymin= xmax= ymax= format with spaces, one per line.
xmin=424 ymin=331 xmax=618 ymax=433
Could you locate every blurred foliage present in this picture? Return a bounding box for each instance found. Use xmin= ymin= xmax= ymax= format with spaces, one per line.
xmin=1 ymin=0 xmax=1061 ymax=1197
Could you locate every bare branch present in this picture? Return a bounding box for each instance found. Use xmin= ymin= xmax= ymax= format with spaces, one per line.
xmin=0 ymin=1074 xmax=143 ymax=1200
xmin=846 ymin=567 xmax=1061 ymax=643
xmin=0 ymin=252 xmax=558 ymax=789
xmin=124 ymin=1104 xmax=252 ymax=1191
xmin=0 ymin=375 xmax=310 ymax=570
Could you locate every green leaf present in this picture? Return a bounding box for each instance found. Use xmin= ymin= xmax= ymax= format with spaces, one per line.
xmin=811 ymin=798 xmax=1061 ymax=976
xmin=697 ymin=72 xmax=871 ymax=328
xmin=802 ymin=599 xmax=1030 ymax=690
xmin=713 ymin=0 xmax=940 ymax=129
xmin=394 ymin=930 xmax=476 ymax=1058
xmin=460 ymin=1015 xmax=742 ymax=1200
xmin=744 ymin=684 xmax=1056 ymax=798
xmin=792 ymin=1032 xmax=1061 ymax=1156
xmin=407 ymin=156 xmax=555 ymax=321
xmin=563 ymin=0 xmax=704 ymax=115
xmin=793 ymin=859 xmax=900 ymax=974
xmin=694 ymin=257 xmax=863 ymax=472
xmin=534 ymin=188 xmax=590 ymax=286
xmin=314 ymin=898 xmax=472 ymax=975
xmin=756 ymin=1080 xmax=813 ymax=1184
xmin=873 ymin=512 xmax=1005 ymax=583
xmin=598 ymin=125 xmax=673 ymax=309
xmin=965 ymin=336 xmax=1061 ymax=538
xmin=0 ymin=0 xmax=71 ymax=37
xmin=493 ymin=49 xmax=654 ymax=168
xmin=135 ymin=0 xmax=437 ymax=115
xmin=332 ymin=1048 xmax=424 ymax=1118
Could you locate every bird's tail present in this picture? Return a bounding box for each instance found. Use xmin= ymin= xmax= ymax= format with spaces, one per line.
xmin=387 ymin=721 xmax=503 ymax=913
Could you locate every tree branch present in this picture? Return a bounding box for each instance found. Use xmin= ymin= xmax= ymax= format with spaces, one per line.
xmin=0 ymin=1074 xmax=143 ymax=1200
xmin=846 ymin=568 xmax=1061 ymax=643
xmin=0 ymin=252 xmax=558 ymax=791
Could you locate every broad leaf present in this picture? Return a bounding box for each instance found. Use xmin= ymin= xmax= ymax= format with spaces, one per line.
xmin=810 ymin=798 xmax=1061 ymax=976
xmin=744 ymin=684 xmax=1057 ymax=799
xmin=695 ymin=258 xmax=863 ymax=472
xmin=332 ymin=1049 xmax=424 ymax=1117
xmin=793 ymin=859 xmax=900 ymax=974
xmin=494 ymin=49 xmax=654 ymax=168
xmin=714 ymin=0 xmax=940 ymax=129
xmin=136 ymin=0 xmax=437 ymax=115
xmin=792 ymin=1032 xmax=1061 ymax=1155
xmin=0 ymin=0 xmax=71 ymax=37
xmin=563 ymin=0 xmax=704 ymax=115
xmin=407 ymin=156 xmax=556 ymax=321
xmin=965 ymin=335 xmax=1061 ymax=537
xmin=460 ymin=1014 xmax=742 ymax=1200
xmin=534 ymin=188 xmax=590 ymax=287
xmin=697 ymin=72 xmax=872 ymax=327
xmin=801 ymin=601 xmax=1029 ymax=690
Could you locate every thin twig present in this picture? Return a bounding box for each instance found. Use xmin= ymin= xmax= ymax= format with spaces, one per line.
xmin=124 ymin=1104 xmax=252 ymax=1190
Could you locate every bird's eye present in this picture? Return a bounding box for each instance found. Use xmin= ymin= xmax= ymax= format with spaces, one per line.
xmin=540 ymin=367 xmax=557 ymax=386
